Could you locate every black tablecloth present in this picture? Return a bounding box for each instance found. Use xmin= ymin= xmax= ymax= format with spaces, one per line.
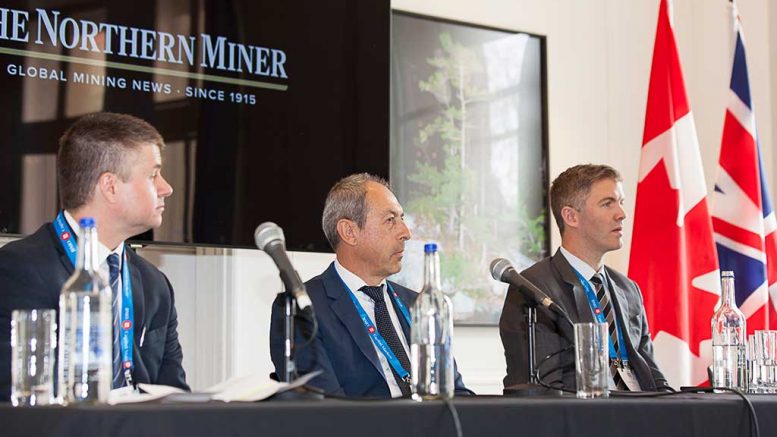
xmin=2 ymin=393 xmax=776 ymax=437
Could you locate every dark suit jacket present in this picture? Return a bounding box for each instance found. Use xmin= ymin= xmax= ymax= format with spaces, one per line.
xmin=270 ymin=262 xmax=470 ymax=398
xmin=499 ymin=249 xmax=669 ymax=391
xmin=0 ymin=223 xmax=189 ymax=401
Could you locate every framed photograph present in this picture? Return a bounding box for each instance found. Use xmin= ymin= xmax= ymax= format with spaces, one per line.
xmin=389 ymin=11 xmax=549 ymax=325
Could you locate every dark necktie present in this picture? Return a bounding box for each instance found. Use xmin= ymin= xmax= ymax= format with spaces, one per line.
xmin=360 ymin=285 xmax=412 ymax=397
xmin=107 ymin=253 xmax=123 ymax=389
xmin=591 ymin=273 xmax=627 ymax=390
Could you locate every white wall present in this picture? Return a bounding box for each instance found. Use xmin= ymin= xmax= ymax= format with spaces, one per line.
xmin=394 ymin=0 xmax=776 ymax=271
xmin=135 ymin=0 xmax=777 ymax=394
xmin=383 ymin=0 xmax=776 ymax=393
xmin=137 ymin=246 xmax=335 ymax=391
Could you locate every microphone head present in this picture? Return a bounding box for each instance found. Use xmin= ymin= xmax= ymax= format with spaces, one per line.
xmin=254 ymin=222 xmax=285 ymax=251
xmin=490 ymin=258 xmax=514 ymax=281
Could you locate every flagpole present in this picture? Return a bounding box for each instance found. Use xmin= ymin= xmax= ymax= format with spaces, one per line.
xmin=728 ymin=0 xmax=737 ymax=61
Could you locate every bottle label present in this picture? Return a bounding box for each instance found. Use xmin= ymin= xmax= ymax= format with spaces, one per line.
xmin=59 ymin=292 xmax=112 ymax=401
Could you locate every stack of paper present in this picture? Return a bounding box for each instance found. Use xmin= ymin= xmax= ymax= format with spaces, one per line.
xmin=107 ymin=371 xmax=321 ymax=405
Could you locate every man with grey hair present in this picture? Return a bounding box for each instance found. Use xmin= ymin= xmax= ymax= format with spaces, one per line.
xmin=0 ymin=113 xmax=188 ymax=401
xmin=499 ymin=164 xmax=668 ymax=393
xmin=270 ymin=173 xmax=470 ymax=397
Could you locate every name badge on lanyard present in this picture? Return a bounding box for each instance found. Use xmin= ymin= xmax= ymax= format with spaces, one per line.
xmin=335 ymin=271 xmax=412 ymax=383
xmin=617 ymin=365 xmax=641 ymax=391
xmin=53 ymin=211 xmax=136 ymax=387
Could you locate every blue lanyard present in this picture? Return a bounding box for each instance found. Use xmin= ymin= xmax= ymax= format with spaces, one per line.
xmin=335 ymin=271 xmax=412 ymax=382
xmin=53 ymin=213 xmax=78 ymax=266
xmin=53 ymin=211 xmax=136 ymax=384
xmin=118 ymin=258 xmax=135 ymax=384
xmin=385 ymin=283 xmax=412 ymax=326
xmin=573 ymin=269 xmax=629 ymax=362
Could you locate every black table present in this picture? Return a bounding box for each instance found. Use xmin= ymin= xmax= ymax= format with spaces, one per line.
xmin=2 ymin=393 xmax=775 ymax=437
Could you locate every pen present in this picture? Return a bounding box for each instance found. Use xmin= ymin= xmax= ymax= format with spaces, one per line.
xmin=139 ymin=326 xmax=146 ymax=347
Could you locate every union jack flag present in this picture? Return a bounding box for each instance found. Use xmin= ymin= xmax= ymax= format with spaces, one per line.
xmin=711 ymin=5 xmax=777 ymax=332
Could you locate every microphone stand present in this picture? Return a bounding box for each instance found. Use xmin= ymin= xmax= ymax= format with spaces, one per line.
xmin=526 ymin=305 xmax=539 ymax=385
xmin=272 ymin=290 xmax=324 ymax=401
xmin=282 ymin=292 xmax=297 ymax=383
xmin=504 ymin=299 xmax=564 ymax=397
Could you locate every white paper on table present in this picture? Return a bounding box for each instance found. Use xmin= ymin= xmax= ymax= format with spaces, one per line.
xmin=105 ymin=370 xmax=321 ymax=404
xmin=208 ymin=370 xmax=321 ymax=402
xmin=107 ymin=384 xmax=186 ymax=405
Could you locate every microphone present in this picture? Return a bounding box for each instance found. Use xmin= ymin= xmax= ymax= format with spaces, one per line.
xmin=255 ymin=222 xmax=314 ymax=314
xmin=490 ymin=258 xmax=573 ymax=325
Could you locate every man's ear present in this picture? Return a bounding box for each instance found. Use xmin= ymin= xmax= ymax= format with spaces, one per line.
xmin=96 ymin=172 xmax=119 ymax=204
xmin=560 ymin=205 xmax=579 ymax=230
xmin=336 ymin=219 xmax=359 ymax=247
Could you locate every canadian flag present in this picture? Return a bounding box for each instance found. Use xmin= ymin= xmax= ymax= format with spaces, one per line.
xmin=628 ymin=0 xmax=720 ymax=388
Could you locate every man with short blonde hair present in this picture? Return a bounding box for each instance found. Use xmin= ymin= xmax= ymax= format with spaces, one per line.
xmin=500 ymin=163 xmax=668 ymax=392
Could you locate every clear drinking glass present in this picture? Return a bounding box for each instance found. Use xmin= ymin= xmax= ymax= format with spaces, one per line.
xmin=574 ymin=322 xmax=609 ymax=399
xmin=747 ymin=334 xmax=756 ymax=392
xmin=750 ymin=330 xmax=777 ymax=393
xmin=11 ymin=309 xmax=57 ymax=406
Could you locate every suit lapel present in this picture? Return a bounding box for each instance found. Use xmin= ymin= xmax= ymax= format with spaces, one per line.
xmin=604 ymin=268 xmax=656 ymax=390
xmin=126 ymin=248 xmax=146 ymax=347
xmin=47 ymin=223 xmax=76 ymax=276
xmin=551 ymin=250 xmax=594 ymax=324
xmin=121 ymin=247 xmax=150 ymax=383
xmin=605 ymin=269 xmax=630 ymax=321
xmin=388 ymin=283 xmax=413 ymax=343
xmin=322 ymin=264 xmax=385 ymax=377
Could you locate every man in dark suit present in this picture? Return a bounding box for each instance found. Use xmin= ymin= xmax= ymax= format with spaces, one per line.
xmin=270 ymin=173 xmax=469 ymax=398
xmin=500 ymin=164 xmax=669 ymax=392
xmin=0 ymin=113 xmax=188 ymax=401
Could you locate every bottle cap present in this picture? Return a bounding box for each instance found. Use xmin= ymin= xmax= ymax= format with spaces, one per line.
xmin=78 ymin=217 xmax=96 ymax=229
xmin=424 ymin=243 xmax=438 ymax=253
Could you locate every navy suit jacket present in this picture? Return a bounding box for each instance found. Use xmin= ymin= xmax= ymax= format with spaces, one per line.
xmin=0 ymin=223 xmax=189 ymax=401
xmin=270 ymin=262 xmax=470 ymax=397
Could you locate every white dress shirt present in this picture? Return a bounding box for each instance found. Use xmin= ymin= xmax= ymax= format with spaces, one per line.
xmin=560 ymin=245 xmax=619 ymax=320
xmin=559 ymin=246 xmax=602 ymax=296
xmin=334 ymin=259 xmax=410 ymax=398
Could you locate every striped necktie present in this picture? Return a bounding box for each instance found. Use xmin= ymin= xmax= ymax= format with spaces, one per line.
xmin=107 ymin=253 xmax=123 ymax=389
xmin=360 ymin=285 xmax=412 ymax=397
xmin=591 ymin=273 xmax=627 ymax=390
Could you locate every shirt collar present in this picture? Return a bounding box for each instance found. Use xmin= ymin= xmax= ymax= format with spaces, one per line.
xmin=559 ymin=246 xmax=602 ymax=281
xmin=63 ymin=210 xmax=125 ymax=263
xmin=334 ymin=259 xmax=386 ymax=293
